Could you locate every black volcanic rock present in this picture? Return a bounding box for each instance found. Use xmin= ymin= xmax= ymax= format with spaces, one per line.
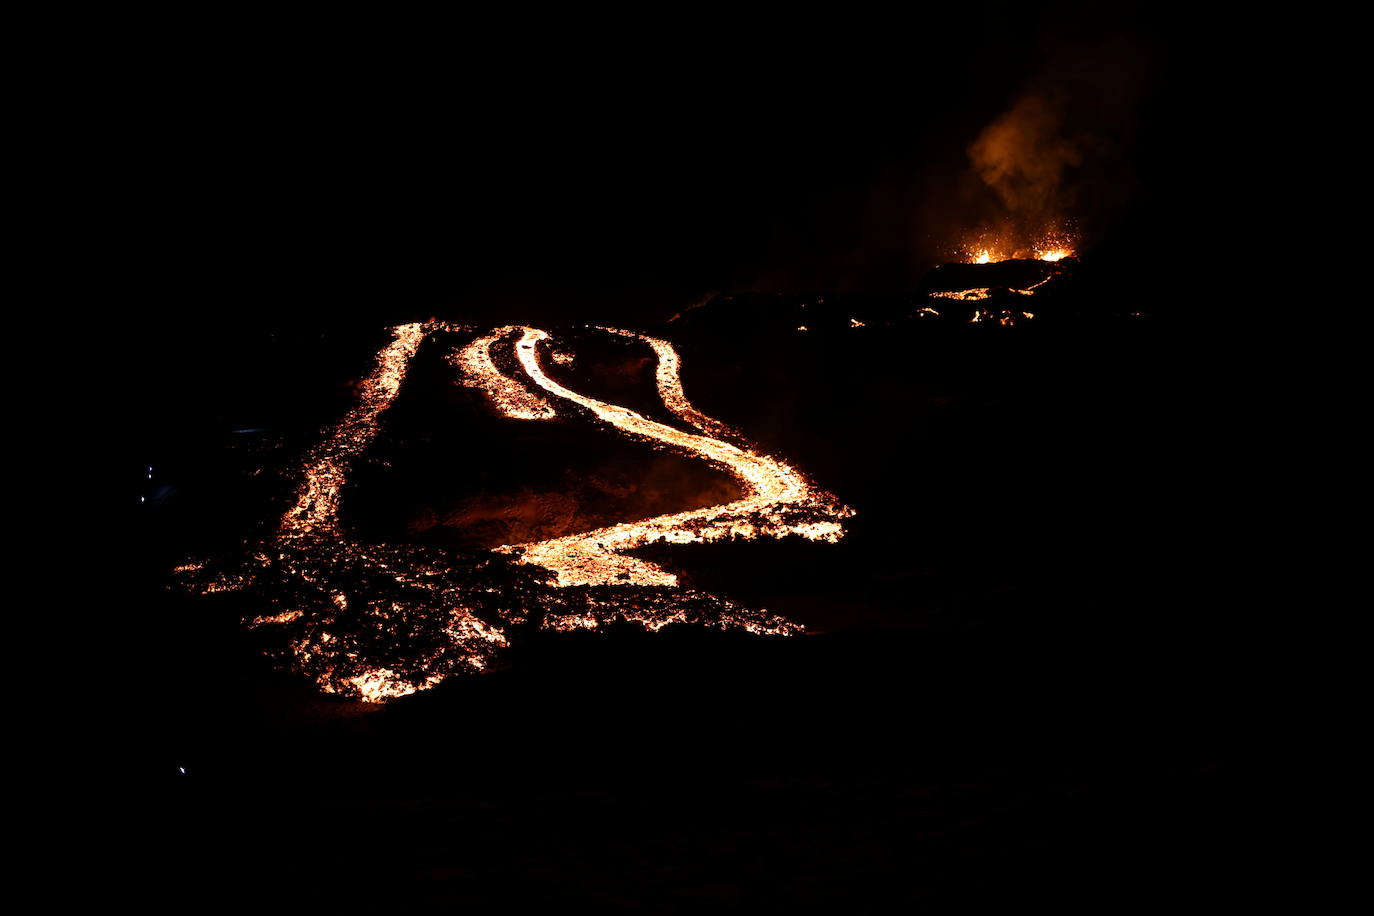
xmin=919 ymin=257 xmax=1074 ymax=293
xmin=665 ymin=257 xmax=1100 ymax=336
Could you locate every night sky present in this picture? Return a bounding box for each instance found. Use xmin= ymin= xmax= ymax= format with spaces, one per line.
xmin=99 ymin=4 xmax=1217 ymax=335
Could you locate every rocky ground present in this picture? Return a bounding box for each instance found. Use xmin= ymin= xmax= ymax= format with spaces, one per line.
xmin=127 ymin=258 xmax=1249 ymax=907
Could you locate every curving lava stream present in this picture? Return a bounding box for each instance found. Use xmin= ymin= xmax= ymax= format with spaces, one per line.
xmin=178 ymin=321 xmax=853 ymax=701
xmin=490 ymin=326 xmax=850 ymax=588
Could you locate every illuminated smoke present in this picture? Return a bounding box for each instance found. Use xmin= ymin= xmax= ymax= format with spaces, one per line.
xmin=961 ymin=33 xmax=1150 ymax=262
xmin=968 ymin=94 xmax=1081 ymax=238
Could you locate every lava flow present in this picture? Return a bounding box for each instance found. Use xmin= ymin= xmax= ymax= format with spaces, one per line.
xmin=484 ymin=327 xmax=851 ymax=588
xmin=925 ymin=243 xmax=1070 ymax=315
xmin=177 ymin=322 xmax=852 ymax=701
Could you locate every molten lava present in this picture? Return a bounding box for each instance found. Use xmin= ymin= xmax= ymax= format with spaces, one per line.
xmin=961 ymin=230 xmax=1077 ymax=265
xmin=928 ymin=241 xmax=1073 ymax=317
xmin=494 ymin=327 xmax=852 ymax=588
xmin=176 ymin=321 xmax=852 ymax=701
xmin=966 ymin=246 xmax=1074 ymax=264
xmin=452 ymin=327 xmax=557 ymax=420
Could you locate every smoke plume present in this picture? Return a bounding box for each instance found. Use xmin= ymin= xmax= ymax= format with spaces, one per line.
xmin=964 ymin=31 xmax=1150 ymax=257
xmin=968 ymin=93 xmax=1081 ymax=239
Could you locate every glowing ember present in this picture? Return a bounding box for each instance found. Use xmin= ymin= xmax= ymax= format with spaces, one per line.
xmin=251 ymin=610 xmax=303 ymax=626
xmin=176 ymin=321 xmax=850 ymax=701
xmin=336 ymin=668 xmax=445 ymax=703
xmin=932 ymin=288 xmax=993 ymax=301
xmin=932 ymin=287 xmax=1042 ymax=302
xmin=969 ymin=309 xmax=1036 ymax=326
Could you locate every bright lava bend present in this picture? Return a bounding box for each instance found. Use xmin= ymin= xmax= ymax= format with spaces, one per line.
xmin=177 ymin=321 xmax=853 ymax=701
xmin=494 ymin=326 xmax=853 ymax=589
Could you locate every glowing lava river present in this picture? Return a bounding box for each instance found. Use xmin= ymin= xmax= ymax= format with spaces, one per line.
xmin=177 ymin=322 xmax=853 ymax=701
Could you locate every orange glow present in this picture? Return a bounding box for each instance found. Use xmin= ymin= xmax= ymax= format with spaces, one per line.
xmin=932 ymin=288 xmax=993 ymax=301
xmin=960 ymin=231 xmax=1076 ymax=264
xmin=176 ymin=321 xmax=848 ymax=701
xmin=969 ymin=309 xmax=1035 ymax=326
xmin=605 ymin=329 xmax=745 ymax=443
xmin=281 ymin=322 xmax=426 ymax=538
xmin=495 ymin=327 xmax=853 ymax=588
xmin=452 ymin=327 xmax=556 ymax=420
xmin=931 ymin=286 xmax=1040 ymax=302
xmin=338 ymin=669 xmax=445 ymax=703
